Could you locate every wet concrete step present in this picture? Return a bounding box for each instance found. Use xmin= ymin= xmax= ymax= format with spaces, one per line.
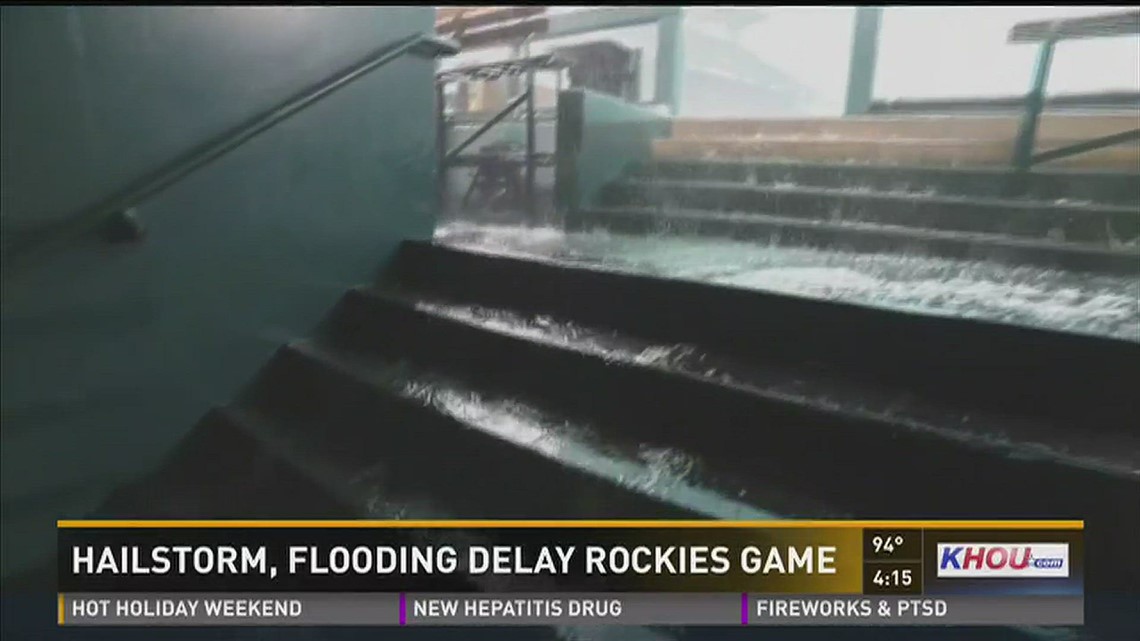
xmin=572 ymin=205 xmax=1140 ymax=275
xmin=626 ymin=160 xmax=1140 ymax=206
xmin=58 ymin=377 xmax=1048 ymax=641
xmin=318 ymin=294 xmax=841 ymax=520
xmin=238 ymin=341 xmax=770 ymax=522
xmin=599 ymin=179 xmax=1140 ymax=244
xmin=321 ymin=288 xmax=1140 ymax=589
xmin=389 ymin=241 xmax=1140 ymax=432
xmin=88 ymin=408 xmax=361 ymax=520
xmin=73 ymin=411 xmax=623 ymax=641
xmin=328 ymin=289 xmax=1130 ymax=499
xmin=353 ymin=293 xmax=1139 ymax=470
xmin=331 ymin=287 xmax=1140 ymax=472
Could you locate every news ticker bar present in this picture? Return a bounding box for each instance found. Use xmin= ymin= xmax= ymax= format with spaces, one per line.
xmin=60 ymin=593 xmax=1083 ymax=626
xmin=58 ymin=519 xmax=1084 ymax=595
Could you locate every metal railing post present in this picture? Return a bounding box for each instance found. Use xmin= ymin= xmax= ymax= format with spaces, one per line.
xmin=654 ymin=11 xmax=683 ymax=116
xmin=1011 ymin=37 xmax=1056 ymax=172
xmin=844 ymin=7 xmax=883 ymax=116
xmin=436 ymin=81 xmax=449 ymax=215
xmin=525 ymin=69 xmax=537 ymax=220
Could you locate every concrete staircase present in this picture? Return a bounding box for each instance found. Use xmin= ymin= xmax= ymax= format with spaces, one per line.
xmin=82 ymin=240 xmax=1137 ymax=624
xmin=571 ymin=118 xmax=1140 ymax=274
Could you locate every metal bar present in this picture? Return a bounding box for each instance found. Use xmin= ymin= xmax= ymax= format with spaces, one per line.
xmin=1031 ymin=128 xmax=1140 ymax=166
xmin=1011 ymin=38 xmax=1056 ymax=172
xmin=654 ymin=11 xmax=684 ymax=115
xmin=119 ymin=33 xmax=457 ymax=211
xmin=844 ymin=7 xmax=883 ymax=116
xmin=443 ymin=90 xmax=529 ymax=166
xmin=507 ymin=43 xmax=523 ymax=98
xmin=868 ymin=90 xmax=1140 ymax=114
xmin=525 ymin=69 xmax=537 ymax=219
xmin=436 ymin=81 xmax=449 ymax=215
xmin=435 ymin=54 xmax=570 ymax=84
xmin=436 ymin=6 xmax=546 ymax=35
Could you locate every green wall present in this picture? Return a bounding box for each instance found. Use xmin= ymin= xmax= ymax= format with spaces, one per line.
xmin=555 ymin=89 xmax=671 ymax=216
xmin=0 ymin=6 xmax=438 ymax=580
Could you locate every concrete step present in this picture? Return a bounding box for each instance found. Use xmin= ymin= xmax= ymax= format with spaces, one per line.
xmin=668 ymin=114 xmax=1140 ymax=142
xmin=90 ymin=408 xmax=361 ymax=520
xmin=239 ymin=341 xmax=767 ymax=522
xmin=573 ymin=205 xmax=1140 ymax=276
xmin=335 ymin=288 xmax=1140 ymax=469
xmin=388 ymin=241 xmax=1140 ymax=431
xmin=323 ymin=283 xmax=1139 ymax=590
xmin=652 ymin=136 xmax=1140 ymax=171
xmin=625 ymin=160 xmax=1140 ymax=206
xmin=600 ymin=178 xmax=1140 ymax=245
xmin=326 ymin=287 xmax=1140 ymax=510
xmin=66 ymin=355 xmax=1052 ymax=640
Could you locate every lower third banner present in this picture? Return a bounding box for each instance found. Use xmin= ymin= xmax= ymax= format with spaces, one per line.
xmin=57 ymin=519 xmax=1084 ymax=627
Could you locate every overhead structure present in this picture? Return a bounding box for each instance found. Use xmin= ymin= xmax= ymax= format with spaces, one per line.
xmin=435 ymin=6 xmax=684 ymax=114
xmin=433 ymin=6 xmax=688 ymax=220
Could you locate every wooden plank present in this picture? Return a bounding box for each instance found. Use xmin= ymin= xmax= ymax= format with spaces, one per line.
xmin=652 ymin=137 xmax=1140 ymax=170
xmin=542 ymin=6 xmax=680 ymax=39
xmin=1009 ymin=9 xmax=1140 ymax=43
xmin=436 ymin=8 xmax=507 ymax=27
xmin=452 ymin=16 xmax=550 ymax=49
xmin=435 ymin=8 xmax=472 ymax=24
xmin=436 ymin=7 xmax=546 ymax=35
xmin=668 ymin=115 xmax=1140 ymax=143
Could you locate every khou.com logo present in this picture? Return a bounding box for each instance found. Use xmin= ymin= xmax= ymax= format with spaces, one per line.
xmin=936 ymin=543 xmax=1070 ymax=578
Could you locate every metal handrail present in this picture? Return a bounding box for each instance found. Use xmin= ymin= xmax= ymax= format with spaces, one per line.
xmin=5 ymin=32 xmax=458 ymax=265
xmin=1009 ymin=10 xmax=1140 ymax=173
xmin=1031 ymin=128 xmax=1140 ymax=167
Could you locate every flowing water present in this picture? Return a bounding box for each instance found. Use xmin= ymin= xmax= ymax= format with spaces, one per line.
xmin=434 ymin=222 xmax=1140 ymax=342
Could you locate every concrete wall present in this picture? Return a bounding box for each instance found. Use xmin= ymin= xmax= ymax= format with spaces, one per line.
xmin=0 ymin=6 xmax=438 ymax=579
xmin=555 ymin=89 xmax=671 ymax=215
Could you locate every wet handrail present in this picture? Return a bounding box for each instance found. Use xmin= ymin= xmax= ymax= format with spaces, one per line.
xmin=5 ymin=32 xmax=459 ymax=265
xmin=1009 ymin=10 xmax=1140 ymax=173
xmin=1031 ymin=128 xmax=1140 ymax=166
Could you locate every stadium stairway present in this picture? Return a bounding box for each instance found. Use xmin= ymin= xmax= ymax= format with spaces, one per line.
xmin=57 ymin=236 xmax=1139 ymax=641
xmin=573 ymin=115 xmax=1140 ymax=275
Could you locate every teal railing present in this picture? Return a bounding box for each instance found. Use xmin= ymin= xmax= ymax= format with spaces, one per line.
xmin=1009 ymin=9 xmax=1140 ymax=172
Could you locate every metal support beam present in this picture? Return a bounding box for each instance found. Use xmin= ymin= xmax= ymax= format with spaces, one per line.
xmin=655 ymin=11 xmax=684 ymax=115
xmin=1011 ymin=38 xmax=1056 ymax=171
xmin=506 ymin=43 xmax=523 ymax=98
xmin=435 ymin=82 xmax=448 ymax=214
xmin=844 ymin=7 xmax=883 ymax=116
xmin=525 ymin=69 xmax=537 ymax=219
xmin=443 ymin=90 xmax=529 ymax=165
xmin=1031 ymin=127 xmax=1140 ymax=166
